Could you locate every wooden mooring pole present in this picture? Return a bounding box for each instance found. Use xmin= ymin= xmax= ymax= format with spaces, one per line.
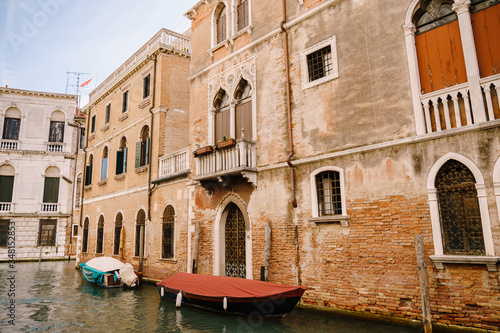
xmin=414 ymin=235 xmax=432 ymax=333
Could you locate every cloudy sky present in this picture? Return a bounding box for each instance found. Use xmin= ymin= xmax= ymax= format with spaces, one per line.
xmin=0 ymin=0 xmax=199 ymax=106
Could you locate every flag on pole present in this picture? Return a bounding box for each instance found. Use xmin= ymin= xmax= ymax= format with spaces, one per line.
xmin=80 ymin=78 xmax=92 ymax=87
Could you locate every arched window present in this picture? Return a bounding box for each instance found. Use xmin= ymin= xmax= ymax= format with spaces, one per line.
xmin=101 ymin=147 xmax=108 ymax=181
xmin=135 ymin=210 xmax=146 ymax=257
xmin=237 ymin=0 xmax=249 ymax=31
xmin=136 ymin=126 xmax=149 ymax=168
xmin=435 ymin=160 xmax=485 ymax=255
xmin=2 ymin=107 xmax=21 ymax=141
xmin=162 ymin=205 xmax=175 ymax=259
xmin=114 ymin=213 xmax=123 ymax=256
xmin=235 ymin=79 xmax=252 ymax=139
xmin=116 ymin=137 xmax=127 ymax=175
xmin=96 ymin=215 xmax=104 ymax=254
xmin=214 ymin=89 xmax=230 ymax=143
xmin=43 ymin=167 xmax=60 ymax=206
xmin=75 ymin=173 xmax=82 ymax=208
xmin=49 ymin=111 xmax=65 ymax=143
xmin=85 ymin=155 xmax=93 ymax=186
xmin=0 ymin=164 xmax=15 ymax=208
xmin=405 ymin=0 xmax=500 ymax=135
xmin=82 ymin=217 xmax=89 ymax=253
xmin=216 ymin=3 xmax=228 ymax=44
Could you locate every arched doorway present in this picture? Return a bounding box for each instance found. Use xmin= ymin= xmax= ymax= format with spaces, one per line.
xmin=224 ymin=203 xmax=246 ymax=278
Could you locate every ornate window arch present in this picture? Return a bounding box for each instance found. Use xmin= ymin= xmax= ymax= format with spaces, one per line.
xmin=213 ymin=1 xmax=230 ymax=46
xmin=427 ymin=153 xmax=497 ymax=270
xmin=234 ymin=79 xmax=253 ymax=140
xmin=213 ymin=89 xmax=231 ymax=143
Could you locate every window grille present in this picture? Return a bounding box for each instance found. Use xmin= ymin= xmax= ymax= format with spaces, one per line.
xmin=162 ymin=206 xmax=175 ymax=259
xmin=0 ymin=220 xmax=8 ymax=247
xmin=225 ymin=204 xmax=246 ymax=278
xmin=307 ymin=45 xmax=332 ymax=82
xmin=38 ymin=219 xmax=57 ymax=246
xmin=316 ymin=171 xmax=342 ymax=216
xmin=436 ymin=160 xmax=485 ymax=255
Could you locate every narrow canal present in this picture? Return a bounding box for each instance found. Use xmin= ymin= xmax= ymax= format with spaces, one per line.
xmin=1 ymin=261 xmax=419 ymax=332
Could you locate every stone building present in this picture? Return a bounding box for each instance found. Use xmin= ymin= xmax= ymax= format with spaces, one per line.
xmin=0 ymin=87 xmax=78 ymax=261
xmin=79 ymin=28 xmax=191 ymax=280
xmin=184 ymin=0 xmax=500 ymax=330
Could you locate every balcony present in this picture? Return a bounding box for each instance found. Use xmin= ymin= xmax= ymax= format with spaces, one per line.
xmin=194 ymin=139 xmax=257 ymax=186
xmin=419 ymin=74 xmax=500 ymax=134
xmin=0 ymin=202 xmax=12 ymax=212
xmin=41 ymin=203 xmax=59 ymax=213
xmin=46 ymin=143 xmax=64 ymax=152
xmin=153 ymin=148 xmax=189 ymax=183
xmin=0 ymin=140 xmax=18 ymax=150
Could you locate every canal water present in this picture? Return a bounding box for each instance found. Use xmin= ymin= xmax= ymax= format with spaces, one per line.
xmin=1 ymin=261 xmax=419 ymax=332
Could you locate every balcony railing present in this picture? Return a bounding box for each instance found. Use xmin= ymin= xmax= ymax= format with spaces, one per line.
xmin=0 ymin=140 xmax=18 ymax=150
xmin=46 ymin=143 xmax=64 ymax=152
xmin=195 ymin=139 xmax=256 ymax=180
xmin=420 ymin=74 xmax=500 ymax=134
xmin=41 ymin=203 xmax=59 ymax=212
xmin=158 ymin=148 xmax=189 ymax=178
xmin=0 ymin=202 xmax=12 ymax=212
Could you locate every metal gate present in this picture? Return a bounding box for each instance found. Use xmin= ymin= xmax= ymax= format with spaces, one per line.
xmin=225 ymin=204 xmax=246 ymax=278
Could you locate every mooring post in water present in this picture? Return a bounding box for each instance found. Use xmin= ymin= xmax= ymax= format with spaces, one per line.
xmin=415 ymin=235 xmax=432 ymax=333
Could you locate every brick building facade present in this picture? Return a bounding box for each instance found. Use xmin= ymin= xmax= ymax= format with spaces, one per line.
xmin=79 ymin=29 xmax=191 ymax=280
xmin=184 ymin=0 xmax=500 ymax=330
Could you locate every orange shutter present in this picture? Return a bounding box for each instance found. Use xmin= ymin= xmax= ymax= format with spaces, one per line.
xmin=415 ymin=20 xmax=467 ymax=94
xmin=472 ymin=4 xmax=500 ymax=78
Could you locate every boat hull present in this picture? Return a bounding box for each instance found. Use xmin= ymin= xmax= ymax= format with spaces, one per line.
xmin=158 ymin=286 xmax=302 ymax=317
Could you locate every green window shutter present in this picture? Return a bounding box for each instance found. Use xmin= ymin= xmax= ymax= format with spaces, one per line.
xmin=43 ymin=177 xmax=60 ymax=203
xmin=0 ymin=176 xmax=14 ymax=202
xmin=116 ymin=151 xmax=124 ymax=175
xmin=135 ymin=141 xmax=142 ymax=168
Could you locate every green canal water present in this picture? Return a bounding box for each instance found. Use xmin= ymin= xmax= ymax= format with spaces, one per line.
xmin=0 ymin=261 xmax=419 ymax=332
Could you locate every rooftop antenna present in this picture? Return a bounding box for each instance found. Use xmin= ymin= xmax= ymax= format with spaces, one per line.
xmin=66 ymin=71 xmax=90 ymax=109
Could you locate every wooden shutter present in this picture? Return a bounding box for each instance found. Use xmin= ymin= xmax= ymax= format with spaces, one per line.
xmin=472 ymin=4 xmax=500 ymax=78
xmin=215 ymin=109 xmax=230 ymax=142
xmin=116 ymin=151 xmax=124 ymax=174
xmin=415 ymin=20 xmax=467 ymax=94
xmin=85 ymin=165 xmax=92 ymax=185
xmin=238 ymin=0 xmax=248 ymax=31
xmin=0 ymin=176 xmax=14 ymax=202
xmin=217 ymin=13 xmax=227 ymax=44
xmin=43 ymin=177 xmax=60 ymax=203
xmin=135 ymin=141 xmax=142 ymax=168
xmin=235 ymin=101 xmax=252 ymax=139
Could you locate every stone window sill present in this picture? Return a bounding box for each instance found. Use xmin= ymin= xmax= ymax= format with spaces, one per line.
xmin=307 ymin=215 xmax=350 ymax=227
xmin=208 ymin=40 xmax=229 ymax=57
xmin=88 ymin=133 xmax=95 ymax=141
xmin=115 ymin=173 xmax=126 ymax=181
xmin=97 ymin=179 xmax=107 ymax=186
xmin=135 ymin=165 xmax=149 ymax=174
xmin=101 ymin=124 xmax=110 ymax=132
xmin=158 ymin=258 xmax=177 ymax=263
xmin=84 ymin=185 xmax=92 ymax=191
xmin=118 ymin=112 xmax=129 ymax=122
xmin=139 ymin=97 xmax=151 ymax=109
xmin=230 ymin=25 xmax=253 ymax=43
xmin=430 ymin=255 xmax=500 ymax=272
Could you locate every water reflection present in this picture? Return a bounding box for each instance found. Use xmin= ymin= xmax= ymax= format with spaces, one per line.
xmin=0 ymin=261 xmax=418 ymax=332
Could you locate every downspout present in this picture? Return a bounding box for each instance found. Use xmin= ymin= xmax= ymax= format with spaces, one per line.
xmin=67 ymin=116 xmax=81 ymax=259
xmin=141 ymin=52 xmax=157 ymax=274
xmin=80 ymin=108 xmax=91 ymax=229
xmin=281 ymin=0 xmax=301 ymax=287
xmin=281 ymin=0 xmax=297 ymax=208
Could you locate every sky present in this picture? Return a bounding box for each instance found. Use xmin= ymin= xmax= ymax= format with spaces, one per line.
xmin=0 ymin=0 xmax=200 ymax=106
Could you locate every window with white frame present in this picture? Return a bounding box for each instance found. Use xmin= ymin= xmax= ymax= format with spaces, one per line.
xmin=237 ymin=0 xmax=249 ymax=31
xmin=214 ymin=2 xmax=228 ymax=46
xmin=309 ymin=166 xmax=348 ymax=225
xmin=2 ymin=108 xmax=21 ymax=141
xmin=101 ymin=146 xmax=108 ymax=181
xmin=0 ymin=164 xmax=15 ymax=205
xmin=48 ymin=111 xmax=65 ymax=143
xmin=300 ymin=36 xmax=339 ymax=90
xmin=38 ymin=219 xmax=57 ymax=246
xmin=43 ymin=167 xmax=60 ymax=205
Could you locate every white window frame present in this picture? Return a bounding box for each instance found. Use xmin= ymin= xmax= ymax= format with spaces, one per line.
xmin=308 ymin=166 xmax=349 ymax=226
xmin=427 ymin=153 xmax=498 ymax=271
xmin=211 ymin=1 xmax=231 ymax=49
xmin=300 ymin=36 xmax=339 ymax=90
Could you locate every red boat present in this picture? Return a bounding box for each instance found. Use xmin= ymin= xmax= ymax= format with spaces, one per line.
xmin=157 ymin=273 xmax=306 ymax=317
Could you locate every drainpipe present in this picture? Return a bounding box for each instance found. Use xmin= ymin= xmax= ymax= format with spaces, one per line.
xmin=141 ymin=52 xmax=157 ymax=274
xmin=281 ymin=0 xmax=297 ymax=209
xmin=79 ymin=108 xmax=91 ymax=229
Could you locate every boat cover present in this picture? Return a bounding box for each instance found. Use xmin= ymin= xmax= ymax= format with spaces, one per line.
xmin=157 ymin=273 xmax=306 ymax=300
xmin=80 ymin=263 xmax=113 ymax=285
xmin=85 ymin=256 xmax=126 ymax=272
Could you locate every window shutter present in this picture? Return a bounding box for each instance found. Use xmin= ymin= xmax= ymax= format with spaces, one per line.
xmin=101 ymin=157 xmax=108 ymax=180
xmin=116 ymin=151 xmax=124 ymax=175
xmin=43 ymin=177 xmax=60 ymax=203
xmin=145 ymin=137 xmax=150 ymax=165
xmin=85 ymin=165 xmax=92 ymax=185
xmin=0 ymin=176 xmax=14 ymax=202
xmin=135 ymin=141 xmax=142 ymax=168
xmin=123 ymin=147 xmax=127 ymax=173
xmin=91 ymin=116 xmax=96 ymax=133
